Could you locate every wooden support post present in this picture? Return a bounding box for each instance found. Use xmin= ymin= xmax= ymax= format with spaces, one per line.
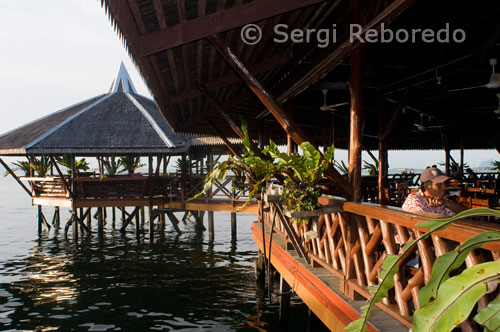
xmin=159 ymin=205 xmax=165 ymax=230
xmin=445 ymin=147 xmax=451 ymax=176
xmin=86 ymin=208 xmax=92 ymax=228
xmin=135 ymin=206 xmax=140 ymax=235
xmin=148 ymin=155 xmax=154 ymax=241
xmin=279 ymin=275 xmax=292 ymax=325
xmin=53 ymin=207 xmax=60 ymax=228
xmin=348 ymin=47 xmax=365 ymax=202
xmin=180 ymin=154 xmax=186 ymax=210
xmin=208 ymin=211 xmax=214 ymax=242
xmin=231 ymin=212 xmax=237 ymax=238
xmin=121 ymin=207 xmax=126 ymax=224
xmin=79 ymin=208 xmax=84 ymax=234
xmin=37 ymin=205 xmax=43 ymax=234
xmin=141 ymin=207 xmax=145 ymax=225
xmin=112 ymin=207 xmax=116 ymax=228
xmin=72 ymin=210 xmax=79 ymax=242
xmin=460 ymin=145 xmax=464 ymax=176
xmin=208 ymin=34 xmax=352 ymax=199
xmin=165 ymin=211 xmax=182 ymax=234
xmin=98 ymin=207 xmax=104 ymax=233
xmin=254 ymin=251 xmax=266 ymax=286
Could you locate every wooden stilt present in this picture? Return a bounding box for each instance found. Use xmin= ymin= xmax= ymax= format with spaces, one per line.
xmin=231 ymin=212 xmax=237 ymax=238
xmin=135 ymin=206 xmax=140 ymax=235
xmin=279 ymin=275 xmax=292 ymax=325
xmin=141 ymin=207 xmax=145 ymax=225
xmin=254 ymin=251 xmax=266 ymax=286
xmin=121 ymin=207 xmax=126 ymax=224
xmin=208 ymin=211 xmax=214 ymax=242
xmin=37 ymin=205 xmax=43 ymax=234
xmin=86 ymin=208 xmax=92 ymax=228
xmin=445 ymin=147 xmax=451 ymax=176
xmin=53 ymin=206 xmax=60 ymax=228
xmin=97 ymin=207 xmax=104 ymax=233
xmin=165 ymin=211 xmax=182 ymax=234
xmin=120 ymin=207 xmax=140 ymax=233
xmin=72 ymin=210 xmax=79 ymax=241
xmin=79 ymin=208 xmax=84 ymax=234
xmin=112 ymin=207 xmax=116 ymax=228
xmin=148 ymin=155 xmax=154 ymax=241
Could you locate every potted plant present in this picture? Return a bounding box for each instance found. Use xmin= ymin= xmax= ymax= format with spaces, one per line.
xmin=119 ymin=155 xmax=144 ymax=175
xmin=55 ymin=154 xmax=90 ymax=174
xmin=100 ymin=156 xmax=122 ymax=178
xmin=4 ymin=159 xmax=31 ymax=177
xmin=30 ymin=156 xmax=50 ymax=177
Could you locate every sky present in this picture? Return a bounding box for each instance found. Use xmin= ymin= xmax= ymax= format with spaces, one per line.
xmin=0 ymin=1 xmax=497 ymax=170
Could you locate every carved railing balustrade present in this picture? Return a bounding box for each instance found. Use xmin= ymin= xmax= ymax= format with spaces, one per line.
xmin=261 ymin=195 xmax=500 ymax=328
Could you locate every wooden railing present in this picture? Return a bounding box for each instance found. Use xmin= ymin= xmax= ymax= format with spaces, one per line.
xmin=261 ymin=196 xmax=500 ymax=328
xmin=26 ymin=176 xmax=69 ymax=198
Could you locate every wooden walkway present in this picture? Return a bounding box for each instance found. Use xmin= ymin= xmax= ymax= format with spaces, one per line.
xmin=253 ymin=222 xmax=408 ymax=332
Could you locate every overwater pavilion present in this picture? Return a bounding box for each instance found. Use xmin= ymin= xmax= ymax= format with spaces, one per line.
xmin=100 ymin=0 xmax=500 ymax=330
xmin=0 ymin=63 xmax=254 ymax=240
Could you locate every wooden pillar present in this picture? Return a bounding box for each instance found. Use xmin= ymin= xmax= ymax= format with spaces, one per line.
xmin=287 ymin=134 xmax=293 ymax=155
xmin=112 ymin=207 xmax=116 ymax=228
xmin=54 ymin=207 xmax=60 ymax=228
xmin=72 ymin=209 xmax=79 ymax=241
xmin=98 ymin=207 xmax=104 ymax=233
xmin=231 ymin=212 xmax=237 ymax=238
xmin=208 ymin=211 xmax=214 ymax=242
xmin=135 ymin=206 xmax=140 ymax=235
xmin=37 ymin=205 xmax=43 ymax=234
xmin=121 ymin=207 xmax=126 ymax=224
xmin=460 ymin=145 xmax=464 ymax=176
xmin=348 ymin=48 xmax=365 ymax=203
xmin=86 ymin=208 xmax=92 ymax=228
xmin=445 ymin=147 xmax=451 ymax=176
xmin=378 ymin=95 xmax=388 ymax=205
xmin=79 ymin=208 xmax=84 ymax=234
xmin=141 ymin=207 xmax=145 ymax=225
xmin=180 ymin=154 xmax=186 ymax=210
xmin=148 ymin=155 xmax=154 ymax=241
xmin=279 ymin=275 xmax=291 ymax=324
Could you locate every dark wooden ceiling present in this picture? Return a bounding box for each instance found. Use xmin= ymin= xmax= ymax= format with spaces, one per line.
xmin=103 ymin=0 xmax=500 ymax=151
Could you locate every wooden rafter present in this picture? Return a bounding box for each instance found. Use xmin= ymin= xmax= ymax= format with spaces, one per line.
xmin=106 ymin=0 xmax=177 ymax=127
xmin=170 ymin=53 xmax=289 ymax=105
xmin=139 ymin=0 xmax=327 ymax=57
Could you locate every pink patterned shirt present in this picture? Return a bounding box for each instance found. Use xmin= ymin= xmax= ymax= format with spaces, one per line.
xmin=402 ymin=189 xmax=455 ymax=216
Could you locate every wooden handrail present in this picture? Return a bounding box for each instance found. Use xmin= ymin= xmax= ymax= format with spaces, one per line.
xmin=261 ymin=195 xmax=500 ymax=328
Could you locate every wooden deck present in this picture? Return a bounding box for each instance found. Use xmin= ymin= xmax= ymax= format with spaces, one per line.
xmin=253 ymin=222 xmax=408 ymax=332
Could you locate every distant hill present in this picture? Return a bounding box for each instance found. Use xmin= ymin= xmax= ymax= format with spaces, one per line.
xmin=479 ymin=159 xmax=494 ymax=168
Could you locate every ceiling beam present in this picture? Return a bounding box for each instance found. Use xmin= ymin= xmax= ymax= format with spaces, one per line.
xmin=139 ymin=0 xmax=326 ymax=57
xmin=169 ymin=53 xmax=289 ymax=105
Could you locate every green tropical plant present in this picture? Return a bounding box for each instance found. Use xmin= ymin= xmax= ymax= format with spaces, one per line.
xmin=193 ymin=120 xmax=334 ymax=217
xmin=362 ymin=160 xmax=378 ymax=175
xmin=334 ymin=160 xmax=349 ymax=175
xmin=491 ymin=160 xmax=500 ymax=172
xmin=55 ymin=154 xmax=90 ymax=174
xmin=100 ymin=157 xmax=122 ymax=178
xmin=4 ymin=159 xmax=31 ymax=177
xmin=119 ymin=155 xmax=144 ymax=174
xmin=174 ymin=157 xmax=195 ymax=174
xmin=30 ymin=156 xmax=50 ymax=177
xmin=345 ymin=208 xmax=500 ymax=332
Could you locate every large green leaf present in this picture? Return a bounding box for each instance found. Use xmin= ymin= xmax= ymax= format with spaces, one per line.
xmin=419 ymin=231 xmax=500 ymax=307
xmin=413 ymin=262 xmax=500 ymax=332
xmin=474 ymin=296 xmax=500 ymax=332
xmin=300 ymin=142 xmax=321 ymax=171
xmin=346 ymin=208 xmax=500 ymax=332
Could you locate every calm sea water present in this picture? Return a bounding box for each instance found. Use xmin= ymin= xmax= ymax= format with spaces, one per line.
xmin=0 ymin=176 xmax=326 ymax=332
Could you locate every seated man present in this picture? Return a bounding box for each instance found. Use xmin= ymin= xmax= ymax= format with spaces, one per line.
xmin=402 ymin=167 xmax=466 ymax=216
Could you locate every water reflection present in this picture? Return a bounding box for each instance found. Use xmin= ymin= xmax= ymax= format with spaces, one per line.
xmin=0 ymin=213 xmax=326 ymax=331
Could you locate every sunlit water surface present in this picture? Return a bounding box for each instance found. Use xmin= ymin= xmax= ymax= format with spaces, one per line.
xmin=0 ymin=176 xmax=327 ymax=332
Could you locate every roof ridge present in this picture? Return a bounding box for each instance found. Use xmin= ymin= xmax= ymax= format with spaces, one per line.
xmin=125 ymin=93 xmax=175 ymax=148
xmin=25 ymin=94 xmax=113 ymax=149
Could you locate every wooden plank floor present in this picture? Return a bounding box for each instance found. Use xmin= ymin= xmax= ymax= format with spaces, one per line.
xmin=252 ymin=222 xmax=409 ymax=332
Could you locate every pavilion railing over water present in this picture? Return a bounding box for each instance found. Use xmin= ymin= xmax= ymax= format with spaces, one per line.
xmin=261 ymin=196 xmax=500 ymax=329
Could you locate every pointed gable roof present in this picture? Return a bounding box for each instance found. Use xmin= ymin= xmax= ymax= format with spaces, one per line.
xmin=0 ymin=64 xmax=190 ymax=156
